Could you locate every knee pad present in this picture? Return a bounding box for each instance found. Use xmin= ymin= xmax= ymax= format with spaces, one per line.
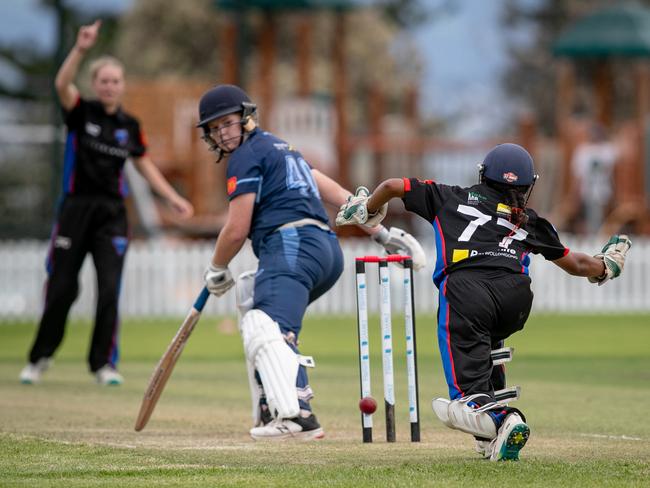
xmin=241 ymin=309 xmax=300 ymax=420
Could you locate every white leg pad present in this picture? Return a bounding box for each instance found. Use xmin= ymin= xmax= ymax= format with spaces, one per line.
xmin=241 ymin=309 xmax=300 ymax=420
xmin=236 ymin=270 xmax=263 ymax=426
xmin=236 ymin=270 xmax=257 ymax=317
xmin=246 ymin=358 xmax=263 ymax=426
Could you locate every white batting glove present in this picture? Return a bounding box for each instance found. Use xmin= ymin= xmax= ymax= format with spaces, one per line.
xmin=335 ymin=186 xmax=388 ymax=227
xmin=373 ymin=226 xmax=427 ymax=270
xmin=204 ymin=264 xmax=235 ymax=296
xmin=588 ymin=234 xmax=631 ymax=286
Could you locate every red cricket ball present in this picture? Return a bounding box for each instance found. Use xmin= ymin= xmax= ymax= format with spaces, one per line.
xmin=359 ymin=396 xmax=377 ymax=414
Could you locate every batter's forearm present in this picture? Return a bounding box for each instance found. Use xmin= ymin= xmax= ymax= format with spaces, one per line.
xmin=212 ymin=226 xmax=247 ymax=267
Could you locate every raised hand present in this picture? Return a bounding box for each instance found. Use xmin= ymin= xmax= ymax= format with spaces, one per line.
xmin=76 ymin=20 xmax=102 ymax=53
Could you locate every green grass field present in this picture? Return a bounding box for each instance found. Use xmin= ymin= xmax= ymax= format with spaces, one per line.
xmin=1 ymin=313 xmax=649 ymax=487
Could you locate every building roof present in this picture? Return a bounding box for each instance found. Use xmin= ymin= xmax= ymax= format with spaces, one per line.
xmin=554 ymin=4 xmax=650 ymax=58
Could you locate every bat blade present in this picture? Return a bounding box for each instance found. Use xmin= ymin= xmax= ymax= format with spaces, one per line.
xmin=134 ymin=287 xmax=210 ymax=432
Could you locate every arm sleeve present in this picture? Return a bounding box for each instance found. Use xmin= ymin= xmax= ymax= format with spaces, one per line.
xmin=130 ymin=123 xmax=147 ymax=158
xmin=528 ymin=212 xmax=570 ymax=260
xmin=401 ymin=177 xmax=447 ymax=221
xmin=226 ymin=146 xmax=262 ymax=201
xmin=62 ymin=96 xmax=84 ymax=130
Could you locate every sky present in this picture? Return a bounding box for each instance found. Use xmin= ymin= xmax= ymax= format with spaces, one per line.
xmin=0 ymin=0 xmax=528 ymax=138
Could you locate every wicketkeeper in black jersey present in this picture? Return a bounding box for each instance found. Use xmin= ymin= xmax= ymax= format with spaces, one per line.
xmin=19 ymin=20 xmax=194 ymax=386
xmin=336 ymin=143 xmax=631 ymax=461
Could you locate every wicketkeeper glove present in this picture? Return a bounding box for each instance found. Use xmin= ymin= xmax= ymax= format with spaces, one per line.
xmin=204 ymin=264 xmax=235 ymax=296
xmin=335 ymin=186 xmax=388 ymax=227
xmin=588 ymin=234 xmax=631 ymax=286
xmin=372 ymin=226 xmax=427 ymax=270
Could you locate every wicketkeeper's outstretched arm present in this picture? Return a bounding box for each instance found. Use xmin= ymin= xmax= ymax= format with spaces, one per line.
xmin=553 ymin=235 xmax=631 ymax=286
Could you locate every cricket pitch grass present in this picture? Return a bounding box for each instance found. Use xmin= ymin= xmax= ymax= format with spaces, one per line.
xmin=1 ymin=313 xmax=649 ymax=487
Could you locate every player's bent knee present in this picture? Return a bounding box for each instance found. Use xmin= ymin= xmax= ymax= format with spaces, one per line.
xmin=241 ymin=309 xmax=300 ymax=419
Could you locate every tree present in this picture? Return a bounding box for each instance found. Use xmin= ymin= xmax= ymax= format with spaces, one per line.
xmin=501 ymin=0 xmax=650 ymax=134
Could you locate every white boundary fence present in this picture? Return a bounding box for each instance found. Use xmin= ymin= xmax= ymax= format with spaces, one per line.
xmin=1 ymin=236 xmax=648 ymax=322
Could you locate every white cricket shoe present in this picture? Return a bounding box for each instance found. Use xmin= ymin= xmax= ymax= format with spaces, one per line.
xmin=19 ymin=358 xmax=52 ymax=384
xmin=250 ymin=414 xmax=324 ymax=441
xmin=432 ymin=394 xmax=498 ymax=439
xmin=431 ymin=397 xmax=452 ymax=427
xmin=95 ymin=365 xmax=124 ymax=386
xmin=487 ymin=412 xmax=530 ymax=462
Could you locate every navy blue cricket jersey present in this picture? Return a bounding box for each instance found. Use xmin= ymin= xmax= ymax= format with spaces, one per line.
xmin=225 ymin=128 xmax=329 ymax=255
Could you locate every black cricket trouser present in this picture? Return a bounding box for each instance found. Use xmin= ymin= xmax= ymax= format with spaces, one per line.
xmin=29 ymin=196 xmax=128 ymax=372
xmin=436 ymin=269 xmax=533 ymax=402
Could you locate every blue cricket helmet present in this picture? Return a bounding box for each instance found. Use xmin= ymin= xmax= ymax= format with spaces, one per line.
xmin=197 ymin=84 xmax=255 ymax=129
xmin=480 ymin=143 xmax=537 ymax=186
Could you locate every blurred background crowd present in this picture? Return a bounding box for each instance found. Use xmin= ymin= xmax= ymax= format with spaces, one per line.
xmin=2 ymin=0 xmax=650 ymax=242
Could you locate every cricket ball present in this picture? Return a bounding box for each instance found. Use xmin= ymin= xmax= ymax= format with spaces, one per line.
xmin=359 ymin=396 xmax=377 ymax=414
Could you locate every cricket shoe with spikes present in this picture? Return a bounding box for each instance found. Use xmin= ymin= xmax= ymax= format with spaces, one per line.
xmin=432 ymin=394 xmax=500 ymax=439
xmin=249 ymin=413 xmax=324 ymax=441
xmin=95 ymin=365 xmax=124 ymax=386
xmin=19 ymin=357 xmax=52 ymax=384
xmin=487 ymin=412 xmax=530 ymax=461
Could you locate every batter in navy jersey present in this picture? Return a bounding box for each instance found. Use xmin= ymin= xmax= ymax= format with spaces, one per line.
xmin=337 ymin=143 xmax=630 ymax=461
xmin=19 ymin=20 xmax=193 ymax=387
xmin=196 ymin=84 xmax=427 ymax=441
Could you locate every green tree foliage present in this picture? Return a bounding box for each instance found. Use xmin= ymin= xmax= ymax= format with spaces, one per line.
xmin=502 ymin=0 xmax=650 ymax=135
xmin=115 ymin=0 xmax=423 ymax=128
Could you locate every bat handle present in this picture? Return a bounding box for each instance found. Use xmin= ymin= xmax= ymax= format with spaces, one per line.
xmin=193 ymin=287 xmax=210 ymax=312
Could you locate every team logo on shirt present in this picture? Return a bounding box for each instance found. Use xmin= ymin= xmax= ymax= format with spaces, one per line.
xmin=502 ymin=172 xmax=518 ymax=183
xmin=452 ymin=249 xmax=469 ymax=262
xmin=496 ymin=203 xmax=512 ymax=216
xmin=114 ymin=129 xmax=129 ymax=146
xmin=467 ymin=191 xmax=486 ymax=205
xmin=227 ymin=176 xmax=237 ymax=195
xmin=85 ymin=122 xmax=101 ymax=137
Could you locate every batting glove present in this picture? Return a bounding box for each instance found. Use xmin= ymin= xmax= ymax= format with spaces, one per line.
xmin=588 ymin=234 xmax=631 ymax=286
xmin=373 ymin=226 xmax=427 ymax=270
xmin=204 ymin=264 xmax=235 ymax=296
xmin=335 ymin=186 xmax=388 ymax=227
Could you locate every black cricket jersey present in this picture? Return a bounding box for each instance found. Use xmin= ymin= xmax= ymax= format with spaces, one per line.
xmin=61 ymin=96 xmax=147 ymax=199
xmin=401 ymin=178 xmax=568 ymax=287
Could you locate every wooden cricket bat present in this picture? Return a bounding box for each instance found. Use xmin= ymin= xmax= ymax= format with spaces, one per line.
xmin=134 ymin=287 xmax=211 ymax=431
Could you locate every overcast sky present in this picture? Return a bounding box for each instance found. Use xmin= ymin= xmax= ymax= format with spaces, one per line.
xmin=0 ymin=0 xmax=527 ymax=138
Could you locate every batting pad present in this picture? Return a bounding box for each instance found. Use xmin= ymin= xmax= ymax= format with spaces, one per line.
xmin=241 ymin=309 xmax=300 ymax=420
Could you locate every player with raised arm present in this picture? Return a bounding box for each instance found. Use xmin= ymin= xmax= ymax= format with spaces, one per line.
xmin=196 ymin=84 xmax=426 ymax=440
xmin=19 ymin=20 xmax=193 ymax=386
xmin=336 ymin=143 xmax=630 ymax=460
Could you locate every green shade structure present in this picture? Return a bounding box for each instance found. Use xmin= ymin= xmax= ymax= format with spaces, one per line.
xmin=217 ymin=0 xmax=355 ymax=9
xmin=554 ymin=4 xmax=650 ymax=58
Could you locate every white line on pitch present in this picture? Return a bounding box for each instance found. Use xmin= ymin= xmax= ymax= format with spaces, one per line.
xmin=579 ymin=433 xmax=643 ymax=441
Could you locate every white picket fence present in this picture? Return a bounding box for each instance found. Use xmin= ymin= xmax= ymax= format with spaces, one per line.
xmin=0 ymin=236 xmax=648 ymax=322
